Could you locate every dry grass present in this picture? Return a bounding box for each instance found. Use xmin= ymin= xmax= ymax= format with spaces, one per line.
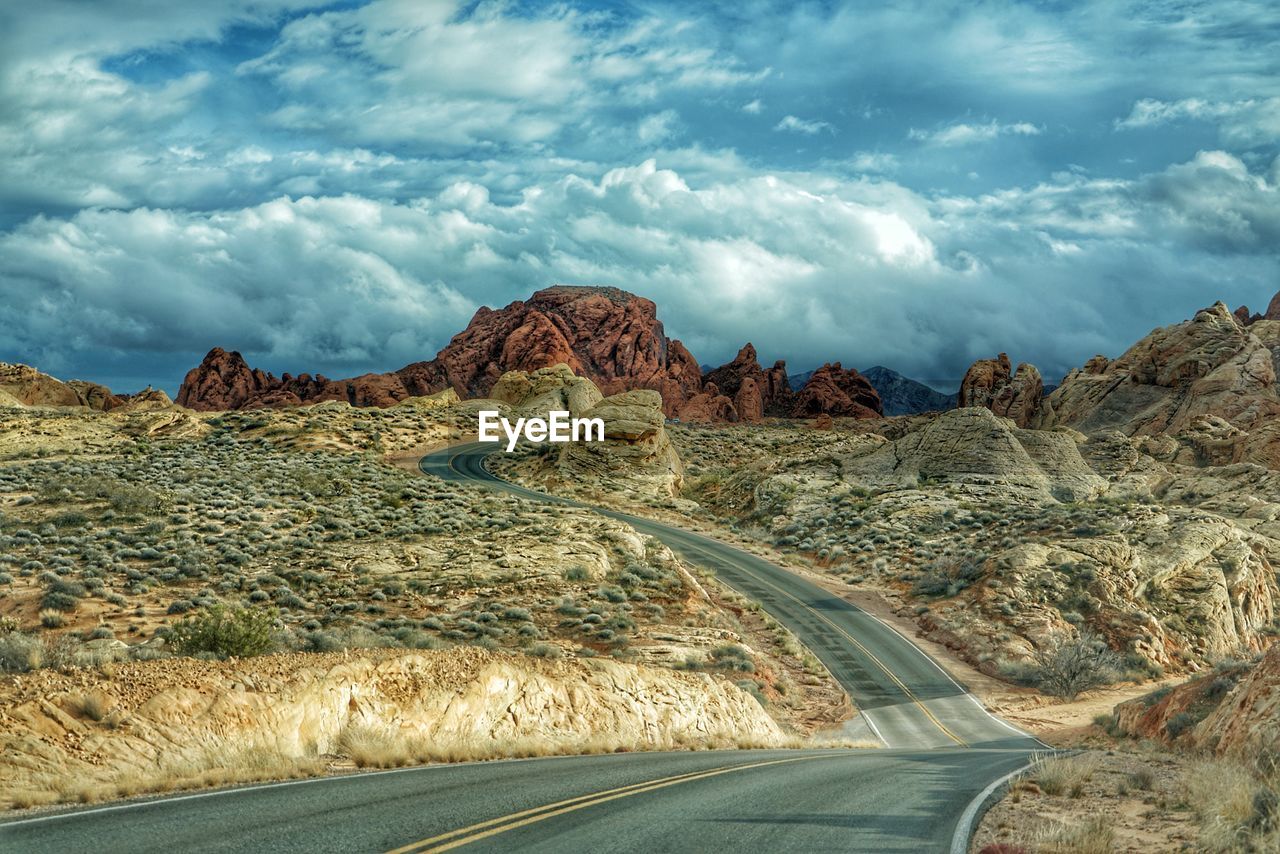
xmin=68 ymin=690 xmax=111 ymax=722
xmin=1032 ymin=752 xmax=1101 ymax=797
xmin=1183 ymin=758 xmax=1280 ymax=852
xmin=2 ymin=723 xmax=872 ymax=811
xmin=333 ymin=724 xmax=871 ymax=770
xmin=2 ymin=742 xmax=328 ymax=811
xmin=1031 ymin=815 xmax=1115 ymax=853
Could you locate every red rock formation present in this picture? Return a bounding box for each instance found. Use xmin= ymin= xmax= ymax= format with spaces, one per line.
xmin=176 ymin=348 xmax=271 ymax=410
xmin=1114 ymin=644 xmax=1280 ymax=758
xmin=701 ymin=343 xmax=792 ymax=421
xmin=177 ymin=287 xmax=711 ymax=416
xmin=958 ymin=353 xmax=1043 ymax=427
xmin=1266 ymin=290 xmax=1280 ymax=321
xmin=678 ymin=382 xmax=739 ymax=423
xmin=789 ymin=363 xmax=882 ymax=419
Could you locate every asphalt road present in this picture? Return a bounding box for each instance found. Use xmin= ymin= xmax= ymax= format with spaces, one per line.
xmin=1 ymin=747 xmax=1035 ymax=853
xmin=1 ymin=441 xmax=1041 ymax=854
xmin=423 ymin=443 xmax=1040 ymax=752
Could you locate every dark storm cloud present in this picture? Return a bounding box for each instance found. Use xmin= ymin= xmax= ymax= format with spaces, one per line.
xmin=0 ymin=0 xmax=1277 ymax=393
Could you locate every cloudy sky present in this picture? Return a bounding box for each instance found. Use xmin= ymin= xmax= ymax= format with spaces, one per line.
xmin=2 ymin=0 xmax=1278 ymax=394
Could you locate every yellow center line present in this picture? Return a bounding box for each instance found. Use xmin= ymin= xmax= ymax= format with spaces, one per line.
xmin=386 ymin=756 xmax=822 ymax=854
xmin=439 ymin=445 xmax=966 ymax=746
xmin=706 ymin=555 xmax=962 ymax=747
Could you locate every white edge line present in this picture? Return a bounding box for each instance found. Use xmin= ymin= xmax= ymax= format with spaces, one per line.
xmin=949 ymin=759 xmax=1036 ymax=854
xmin=455 ymin=444 xmax=1047 ymax=749
xmin=0 ymin=747 xmax=702 ymax=830
xmin=445 ymin=448 xmax=1044 ymax=752
xmin=861 ymin=611 xmax=1048 ymax=746
xmin=859 ymin=711 xmax=889 ymax=748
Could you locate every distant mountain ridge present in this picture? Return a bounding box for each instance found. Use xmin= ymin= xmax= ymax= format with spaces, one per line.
xmin=860 ymin=366 xmax=957 ymax=416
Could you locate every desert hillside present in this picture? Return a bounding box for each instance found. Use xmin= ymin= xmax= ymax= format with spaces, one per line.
xmin=0 ymin=369 xmax=853 ymax=810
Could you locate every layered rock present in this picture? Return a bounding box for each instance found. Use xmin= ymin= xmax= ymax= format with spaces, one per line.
xmin=845 ymin=407 xmax=1106 ymax=502
xmin=861 ymin=365 xmax=956 ymax=416
xmin=979 ymin=510 xmax=1277 ymax=671
xmin=958 ymin=353 xmax=1043 ymax=427
xmin=1035 ymin=302 xmax=1280 ymax=468
xmin=788 ymin=363 xmax=882 ymax=419
xmin=701 ymin=343 xmax=792 ymax=421
xmin=488 ymin=364 xmax=603 ymax=416
xmin=557 ymin=389 xmax=685 ymax=497
xmin=1115 ymin=644 xmax=1280 ymax=757
xmin=0 ymin=648 xmax=785 ymax=803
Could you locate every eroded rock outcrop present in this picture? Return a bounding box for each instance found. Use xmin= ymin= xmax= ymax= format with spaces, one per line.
xmin=789 ymin=363 xmax=882 ymax=419
xmin=557 ymin=389 xmax=684 ymax=496
xmin=177 ymin=287 xmax=706 ymax=417
xmin=488 ymin=364 xmax=603 ymax=416
xmin=958 ymin=353 xmax=1043 ymax=427
xmin=1115 ymin=644 xmax=1280 ymax=757
xmin=701 ymin=344 xmax=792 ymax=421
xmin=845 ymin=407 xmax=1105 ymax=502
xmin=0 ymin=648 xmax=785 ymax=804
xmin=0 ymin=363 xmax=123 ymax=411
xmin=429 ymin=286 xmax=704 ymax=417
xmin=678 ymin=382 xmax=739 ymax=422
xmin=1036 ymin=302 xmax=1280 ymax=468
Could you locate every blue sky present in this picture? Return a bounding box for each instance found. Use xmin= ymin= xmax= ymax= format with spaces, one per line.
xmin=1 ymin=0 xmax=1278 ymax=394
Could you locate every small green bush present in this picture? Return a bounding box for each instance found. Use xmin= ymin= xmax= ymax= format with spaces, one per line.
xmin=169 ymin=605 xmax=277 ymax=659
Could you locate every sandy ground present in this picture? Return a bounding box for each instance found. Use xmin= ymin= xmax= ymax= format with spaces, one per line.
xmin=970 ymin=748 xmax=1198 ymax=852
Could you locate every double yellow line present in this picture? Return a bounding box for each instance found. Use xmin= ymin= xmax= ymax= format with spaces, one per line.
xmin=670 ymin=539 xmax=967 ymax=748
xmin=386 ymin=756 xmax=822 ymax=853
xmin=440 ymin=445 xmax=967 ymax=747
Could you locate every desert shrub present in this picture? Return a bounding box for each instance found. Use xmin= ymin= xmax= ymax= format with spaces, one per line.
xmin=41 ymin=579 xmax=85 ymax=611
xmin=70 ymin=691 xmax=111 ymax=722
xmin=1032 ymin=814 xmax=1114 ymax=853
xmin=564 ymin=565 xmax=590 ymax=582
xmin=39 ymin=609 xmax=67 ymax=628
xmin=911 ymin=553 xmax=986 ymax=598
xmin=0 ymin=632 xmax=44 ymax=672
xmin=1166 ymin=711 xmax=1198 ymax=739
xmin=169 ymin=605 xmax=277 ymax=659
xmin=104 ymin=485 xmax=167 ymax=515
xmin=1028 ymin=631 xmax=1121 ymax=700
xmin=528 ymin=642 xmax=561 ymax=659
xmin=1034 ymin=753 xmax=1100 ymax=796
xmin=1184 ymin=758 xmax=1280 ymax=852
xmin=1128 ymin=768 xmax=1155 ymax=791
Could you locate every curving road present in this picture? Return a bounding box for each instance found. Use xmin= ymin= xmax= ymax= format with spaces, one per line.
xmin=1 ymin=442 xmax=1041 ymax=854
xmin=423 ymin=443 xmax=1039 ymax=752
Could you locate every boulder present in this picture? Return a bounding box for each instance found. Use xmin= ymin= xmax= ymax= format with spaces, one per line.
xmin=488 ymin=364 xmax=603 ymax=416
xmin=558 ymin=389 xmax=684 ymax=496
